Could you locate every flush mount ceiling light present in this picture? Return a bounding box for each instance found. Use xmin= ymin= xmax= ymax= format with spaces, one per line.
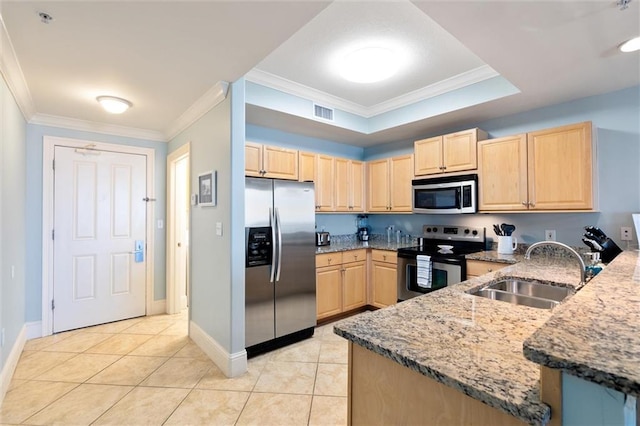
xmin=619 ymin=36 xmax=640 ymax=52
xmin=339 ymin=46 xmax=399 ymax=83
xmin=96 ymin=96 xmax=132 ymax=114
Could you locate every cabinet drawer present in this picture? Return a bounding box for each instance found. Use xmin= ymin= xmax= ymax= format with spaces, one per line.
xmin=342 ymin=249 xmax=367 ymax=264
xmin=316 ymin=252 xmax=342 ymax=268
xmin=371 ymin=250 xmax=397 ymax=264
xmin=466 ymin=260 xmax=508 ymax=277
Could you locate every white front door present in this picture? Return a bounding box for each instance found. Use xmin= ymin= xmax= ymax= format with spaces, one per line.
xmin=53 ymin=146 xmax=147 ymax=332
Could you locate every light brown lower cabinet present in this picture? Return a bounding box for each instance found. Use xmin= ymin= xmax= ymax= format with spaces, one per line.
xmin=349 ymin=342 xmax=526 ymax=425
xmin=370 ymin=250 xmax=397 ymax=308
xmin=316 ymin=250 xmax=366 ymax=320
xmin=466 ymin=259 xmax=508 ymax=278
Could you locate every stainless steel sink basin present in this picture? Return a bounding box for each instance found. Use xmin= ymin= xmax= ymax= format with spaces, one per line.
xmin=485 ymin=279 xmax=572 ymax=302
xmin=469 ymin=278 xmax=573 ymax=309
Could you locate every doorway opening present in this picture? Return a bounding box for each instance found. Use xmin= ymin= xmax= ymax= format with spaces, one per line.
xmin=167 ymin=143 xmax=190 ymax=315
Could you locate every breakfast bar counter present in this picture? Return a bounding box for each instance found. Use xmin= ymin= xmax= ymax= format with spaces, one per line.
xmin=333 ymin=256 xmax=585 ymax=425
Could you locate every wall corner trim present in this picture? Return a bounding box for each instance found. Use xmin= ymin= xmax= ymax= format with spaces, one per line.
xmin=0 ymin=325 xmax=27 ymax=404
xmin=189 ymin=320 xmax=247 ymax=378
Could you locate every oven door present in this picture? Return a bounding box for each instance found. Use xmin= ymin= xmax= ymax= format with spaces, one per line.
xmin=397 ymin=256 xmax=466 ymax=301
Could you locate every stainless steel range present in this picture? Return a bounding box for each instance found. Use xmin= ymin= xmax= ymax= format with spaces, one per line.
xmin=397 ymin=225 xmax=486 ymax=301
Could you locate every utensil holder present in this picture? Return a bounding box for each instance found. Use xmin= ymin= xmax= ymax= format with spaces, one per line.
xmin=497 ymin=236 xmax=517 ymax=254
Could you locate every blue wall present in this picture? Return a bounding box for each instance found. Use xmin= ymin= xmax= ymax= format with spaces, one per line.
xmin=24 ymin=125 xmax=168 ymax=323
xmin=1 ymin=74 xmax=27 ymax=372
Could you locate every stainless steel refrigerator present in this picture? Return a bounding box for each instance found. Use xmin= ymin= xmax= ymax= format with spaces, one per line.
xmin=245 ymin=177 xmax=316 ymax=355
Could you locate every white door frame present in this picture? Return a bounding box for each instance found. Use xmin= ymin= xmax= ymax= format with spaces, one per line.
xmin=41 ymin=136 xmax=156 ymax=336
xmin=166 ymin=142 xmax=190 ymax=315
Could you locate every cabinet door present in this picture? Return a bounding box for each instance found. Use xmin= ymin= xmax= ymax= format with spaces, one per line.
xmin=316 ymin=265 xmax=343 ymax=320
xmin=343 ymin=261 xmax=367 ymax=311
xmin=527 ymin=122 xmax=593 ymax=210
xmin=367 ymin=159 xmax=390 ymax=212
xmin=350 ymin=161 xmax=365 ymax=212
xmin=478 ymin=135 xmax=528 ymax=211
xmin=245 ymin=142 xmax=263 ymax=177
xmin=442 ymin=129 xmax=481 ymax=173
xmin=316 ymin=155 xmax=335 ymax=212
xmin=389 ymin=155 xmax=414 ymax=212
xmin=334 ymin=157 xmax=350 ymax=211
xmin=414 ymin=136 xmax=443 ymax=176
xmin=466 ymin=260 xmax=508 ymax=277
xmin=263 ymin=146 xmax=299 ymax=180
xmin=298 ymin=151 xmax=316 ymax=183
xmin=371 ymin=261 xmax=397 ymax=308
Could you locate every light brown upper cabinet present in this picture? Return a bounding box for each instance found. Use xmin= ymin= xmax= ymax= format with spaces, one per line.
xmin=414 ymin=128 xmax=488 ymax=176
xmin=367 ymin=154 xmax=414 ymax=212
xmin=245 ymin=142 xmax=298 ymax=180
xmin=299 ymin=152 xmax=363 ymax=212
xmin=335 ymin=158 xmax=365 ymax=212
xmin=478 ymin=122 xmax=594 ymax=211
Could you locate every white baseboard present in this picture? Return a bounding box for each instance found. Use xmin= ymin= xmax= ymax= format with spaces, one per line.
xmin=26 ymin=321 xmax=43 ymax=340
xmin=0 ymin=325 xmax=27 ymax=404
xmin=150 ymin=299 xmax=166 ymax=315
xmin=189 ymin=320 xmax=247 ymax=378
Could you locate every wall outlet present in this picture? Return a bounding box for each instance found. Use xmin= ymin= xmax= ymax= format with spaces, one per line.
xmin=621 ymin=226 xmax=632 ymax=241
xmin=545 ymin=230 xmax=556 ymax=241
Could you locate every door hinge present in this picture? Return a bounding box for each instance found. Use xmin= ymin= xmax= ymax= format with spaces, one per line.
xmin=51 ymin=299 xmax=55 ymax=310
xmin=52 ymin=229 xmax=55 ymax=240
xmin=52 ymin=159 xmax=55 ymax=170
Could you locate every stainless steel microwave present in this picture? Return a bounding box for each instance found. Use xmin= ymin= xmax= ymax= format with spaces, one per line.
xmin=412 ymin=174 xmax=478 ymax=214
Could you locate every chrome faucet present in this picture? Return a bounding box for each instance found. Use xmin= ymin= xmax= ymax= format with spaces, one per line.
xmin=524 ymin=241 xmax=587 ymax=284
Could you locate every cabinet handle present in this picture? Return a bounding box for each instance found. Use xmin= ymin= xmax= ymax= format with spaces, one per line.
xmin=521 ymin=201 xmax=528 ymax=206
xmin=488 ymin=268 xmax=493 ymax=272
xmin=383 ymin=255 xmax=387 ymax=261
xmin=328 ymin=258 xmax=332 ymax=264
xmin=530 ymin=201 xmax=536 ymax=207
xmin=354 ymin=255 xmax=358 ymax=260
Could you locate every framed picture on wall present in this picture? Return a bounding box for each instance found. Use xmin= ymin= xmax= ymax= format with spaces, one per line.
xmin=198 ymin=170 xmax=216 ymax=207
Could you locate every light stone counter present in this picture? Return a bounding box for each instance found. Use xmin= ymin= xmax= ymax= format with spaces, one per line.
xmin=524 ymin=250 xmax=640 ymax=397
xmin=334 ymin=256 xmax=584 ymax=425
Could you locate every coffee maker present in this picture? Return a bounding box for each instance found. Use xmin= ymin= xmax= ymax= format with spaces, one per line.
xmin=357 ymin=215 xmax=370 ymax=241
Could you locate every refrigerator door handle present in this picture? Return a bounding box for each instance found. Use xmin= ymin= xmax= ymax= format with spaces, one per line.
xmin=269 ymin=208 xmax=277 ymax=283
xmin=275 ymin=207 xmax=283 ymax=282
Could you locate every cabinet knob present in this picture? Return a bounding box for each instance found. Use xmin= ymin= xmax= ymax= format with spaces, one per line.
xmin=521 ymin=201 xmax=528 ymax=206
xmin=328 ymin=258 xmax=332 ymax=264
xmin=530 ymin=201 xmax=536 ymax=207
xmin=488 ymin=268 xmax=493 ymax=272
xmin=383 ymin=255 xmax=387 ymax=260
xmin=354 ymin=255 xmax=358 ymax=260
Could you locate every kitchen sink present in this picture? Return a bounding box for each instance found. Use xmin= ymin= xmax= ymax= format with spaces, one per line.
xmin=469 ymin=278 xmax=573 ymax=309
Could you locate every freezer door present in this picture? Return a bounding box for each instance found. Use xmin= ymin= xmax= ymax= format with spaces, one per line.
xmin=244 ymin=178 xmax=275 ymax=347
xmin=273 ymin=180 xmax=317 ymax=338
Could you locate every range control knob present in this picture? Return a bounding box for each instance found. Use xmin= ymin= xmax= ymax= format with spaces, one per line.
xmin=472 ymin=230 xmax=478 ymax=236
xmin=432 ymin=227 xmax=438 ymax=233
xmin=464 ymin=229 xmax=470 ymax=234
xmin=426 ymin=227 xmax=432 ymax=233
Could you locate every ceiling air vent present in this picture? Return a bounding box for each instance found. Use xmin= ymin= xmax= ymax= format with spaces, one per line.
xmin=314 ymin=104 xmax=334 ymax=121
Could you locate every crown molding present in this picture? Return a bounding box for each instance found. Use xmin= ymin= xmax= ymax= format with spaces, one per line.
xmin=366 ymin=65 xmax=499 ymax=116
xmin=246 ymin=69 xmax=366 ymax=116
xmin=0 ymin=14 xmax=36 ymax=120
xmin=246 ymin=66 xmax=499 ymax=119
xmin=30 ymin=113 xmax=167 ymax=142
xmin=164 ymin=80 xmax=229 ymax=140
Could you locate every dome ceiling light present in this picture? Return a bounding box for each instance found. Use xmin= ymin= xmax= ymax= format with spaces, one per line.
xmin=338 ymin=46 xmax=399 ymax=84
xmin=96 ymin=96 xmax=132 ymax=114
xmin=619 ymin=36 xmax=640 ymax=53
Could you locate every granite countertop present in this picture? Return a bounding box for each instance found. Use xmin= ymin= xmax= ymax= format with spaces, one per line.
xmin=334 ymin=256 xmax=585 ymax=425
xmin=524 ymin=250 xmax=640 ymax=397
xmin=315 ymin=240 xmax=413 ymax=254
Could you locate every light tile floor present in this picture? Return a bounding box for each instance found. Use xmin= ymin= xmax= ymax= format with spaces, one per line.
xmin=0 ymin=311 xmax=348 ymax=425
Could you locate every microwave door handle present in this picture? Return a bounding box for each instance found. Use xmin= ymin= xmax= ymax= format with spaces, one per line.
xmin=456 ymin=187 xmax=462 ymax=210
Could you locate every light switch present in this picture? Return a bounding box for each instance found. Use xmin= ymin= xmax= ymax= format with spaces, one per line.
xmin=157 ymin=219 xmax=164 ymax=229
xmin=216 ymin=222 xmax=223 ymax=236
